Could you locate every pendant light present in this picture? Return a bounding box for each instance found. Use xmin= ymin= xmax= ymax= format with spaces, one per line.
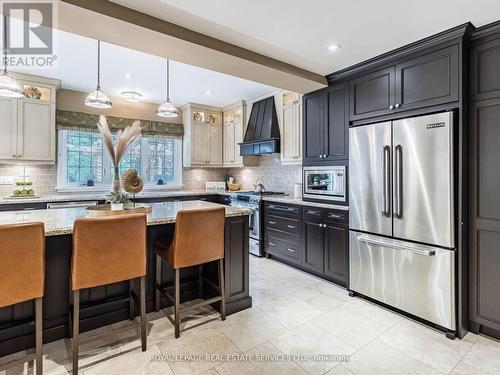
xmin=0 ymin=15 xmax=23 ymax=98
xmin=156 ymin=59 xmax=178 ymax=118
xmin=85 ymin=40 xmax=112 ymax=108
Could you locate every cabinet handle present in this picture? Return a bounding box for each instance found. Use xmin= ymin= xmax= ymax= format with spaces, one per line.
xmin=287 ymin=248 xmax=296 ymax=253
xmin=389 ymin=105 xmax=394 ymax=109
xmin=12 ymin=154 xmax=16 ymax=158
xmin=269 ymin=242 xmax=276 ymax=246
xmin=323 ymin=154 xmax=327 ymax=158
xmin=269 ymin=221 xmax=277 ymax=224
xmin=287 ymin=225 xmax=295 ymax=229
xmin=328 ymin=214 xmax=342 ymax=219
xmin=395 ymin=103 xmax=400 ymax=108
xmin=319 ymin=155 xmax=323 ymax=159
xmin=306 ymin=210 xmax=319 ymax=215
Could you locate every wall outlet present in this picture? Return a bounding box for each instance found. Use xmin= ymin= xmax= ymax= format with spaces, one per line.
xmin=0 ymin=176 xmax=13 ymax=185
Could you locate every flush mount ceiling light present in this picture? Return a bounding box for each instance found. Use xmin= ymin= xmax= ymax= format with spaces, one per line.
xmin=156 ymin=59 xmax=178 ymax=118
xmin=85 ymin=40 xmax=112 ymax=109
xmin=327 ymin=43 xmax=342 ymax=52
xmin=124 ymin=73 xmax=133 ymax=79
xmin=205 ymin=90 xmax=213 ymax=96
xmin=122 ymin=91 xmax=142 ymax=103
xmin=0 ymin=15 xmax=23 ymax=98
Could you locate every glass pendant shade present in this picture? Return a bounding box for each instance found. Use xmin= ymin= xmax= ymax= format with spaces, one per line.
xmin=156 ymin=99 xmax=178 ymax=118
xmin=0 ymin=71 xmax=23 ymax=98
xmin=85 ymin=87 xmax=112 ymax=108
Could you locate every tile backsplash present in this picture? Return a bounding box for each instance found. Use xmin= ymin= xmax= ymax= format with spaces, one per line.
xmin=0 ymin=155 xmax=300 ymax=197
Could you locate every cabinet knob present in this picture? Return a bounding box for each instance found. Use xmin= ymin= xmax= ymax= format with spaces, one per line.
xmin=395 ymin=103 xmax=401 ymax=108
xmin=323 ymin=154 xmax=327 ymax=158
xmin=319 ymin=155 xmax=323 ymax=159
xmin=389 ymin=105 xmax=394 ymax=110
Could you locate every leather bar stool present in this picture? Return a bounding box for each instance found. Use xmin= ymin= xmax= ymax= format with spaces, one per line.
xmin=71 ymin=214 xmax=147 ymax=373
xmin=0 ymin=222 xmax=45 ymax=374
xmin=154 ymin=207 xmax=226 ymax=338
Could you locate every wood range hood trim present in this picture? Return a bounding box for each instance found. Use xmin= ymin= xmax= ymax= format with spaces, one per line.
xmin=58 ymin=0 xmax=327 ymax=94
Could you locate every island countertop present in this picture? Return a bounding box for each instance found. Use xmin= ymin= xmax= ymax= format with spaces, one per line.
xmin=0 ymin=200 xmax=252 ymax=236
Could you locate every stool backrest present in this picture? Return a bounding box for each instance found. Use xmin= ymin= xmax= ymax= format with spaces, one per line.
xmin=0 ymin=222 xmax=45 ymax=308
xmin=72 ymin=213 xmax=146 ymax=290
xmin=171 ymin=207 xmax=225 ymax=268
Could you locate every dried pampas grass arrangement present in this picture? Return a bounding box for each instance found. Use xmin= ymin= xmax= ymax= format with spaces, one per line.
xmin=97 ymin=115 xmax=142 ymax=193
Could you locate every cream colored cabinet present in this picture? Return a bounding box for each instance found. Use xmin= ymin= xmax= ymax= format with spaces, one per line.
xmin=183 ymin=104 xmax=223 ymax=167
xmin=0 ymin=75 xmax=58 ymax=164
xmin=279 ymin=91 xmax=302 ymax=165
xmin=223 ymin=101 xmax=244 ymax=167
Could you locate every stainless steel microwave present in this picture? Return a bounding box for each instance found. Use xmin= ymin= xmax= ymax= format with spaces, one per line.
xmin=303 ymin=166 xmax=346 ymax=202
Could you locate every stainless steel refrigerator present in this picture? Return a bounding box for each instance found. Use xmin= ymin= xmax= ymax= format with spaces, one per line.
xmin=349 ymin=111 xmax=456 ymax=332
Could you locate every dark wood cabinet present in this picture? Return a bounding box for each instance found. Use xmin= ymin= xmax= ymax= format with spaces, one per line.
xmin=469 ymin=97 xmax=500 ymax=334
xmin=302 ymin=218 xmax=324 ymax=273
xmin=471 ymin=36 xmax=500 ymax=101
xmin=349 ymin=67 xmax=396 ymax=121
xmin=324 ymin=222 xmax=348 ymax=283
xmin=303 ymin=84 xmax=349 ymax=164
xmin=395 ymin=45 xmax=459 ymax=111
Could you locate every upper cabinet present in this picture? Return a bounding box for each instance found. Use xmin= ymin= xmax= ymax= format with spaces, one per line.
xmin=223 ymin=101 xmax=245 ymax=167
xmin=303 ymin=83 xmax=349 ymax=164
xmin=279 ymin=91 xmax=302 ymax=164
xmin=183 ymin=104 xmax=223 ymax=167
xmin=0 ymin=76 xmax=58 ymax=164
xmin=349 ymin=45 xmax=460 ymax=121
xmin=471 ymin=36 xmax=500 ymax=101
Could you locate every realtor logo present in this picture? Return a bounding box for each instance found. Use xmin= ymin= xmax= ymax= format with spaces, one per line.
xmin=2 ymin=0 xmax=57 ymax=67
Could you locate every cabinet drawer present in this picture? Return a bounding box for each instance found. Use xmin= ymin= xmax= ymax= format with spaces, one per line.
xmin=303 ymin=207 xmax=322 ymax=218
xmin=265 ymin=202 xmax=301 ymax=217
xmin=265 ymin=214 xmax=300 ymax=235
xmin=324 ymin=210 xmax=348 ymax=224
xmin=266 ymin=235 xmax=301 ymax=262
xmin=266 ymin=227 xmax=300 ymax=244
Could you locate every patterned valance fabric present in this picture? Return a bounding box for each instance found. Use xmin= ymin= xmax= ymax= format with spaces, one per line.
xmin=56 ymin=110 xmax=184 ymax=137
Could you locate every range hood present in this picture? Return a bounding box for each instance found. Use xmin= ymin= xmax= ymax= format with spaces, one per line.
xmin=239 ymin=96 xmax=280 ymax=156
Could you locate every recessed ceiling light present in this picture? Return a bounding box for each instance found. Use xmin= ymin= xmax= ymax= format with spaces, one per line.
xmin=124 ymin=73 xmax=133 ymax=79
xmin=122 ymin=91 xmax=142 ymax=103
xmin=327 ymin=44 xmax=342 ymax=52
xmin=205 ymin=90 xmax=212 ymax=95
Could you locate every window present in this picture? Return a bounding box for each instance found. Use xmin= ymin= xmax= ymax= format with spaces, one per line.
xmin=57 ymin=130 xmax=182 ymax=190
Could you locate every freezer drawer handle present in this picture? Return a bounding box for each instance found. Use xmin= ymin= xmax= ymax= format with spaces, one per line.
xmin=357 ymin=235 xmax=436 ymax=256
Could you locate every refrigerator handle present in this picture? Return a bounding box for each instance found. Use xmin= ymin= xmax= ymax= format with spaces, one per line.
xmin=382 ymin=145 xmax=391 ymax=216
xmin=394 ymin=144 xmax=403 ymax=218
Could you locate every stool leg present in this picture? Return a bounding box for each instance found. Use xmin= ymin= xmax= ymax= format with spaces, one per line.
xmin=140 ymin=276 xmax=147 ymax=352
xmin=155 ymin=254 xmax=161 ymax=312
xmin=129 ymin=279 xmax=134 ymax=321
xmin=218 ymin=259 xmax=226 ymax=321
xmin=72 ymin=290 xmax=79 ymax=374
xmin=198 ymin=264 xmax=203 ymax=298
xmin=35 ymin=297 xmax=43 ymax=375
xmin=174 ymin=268 xmax=180 ymax=338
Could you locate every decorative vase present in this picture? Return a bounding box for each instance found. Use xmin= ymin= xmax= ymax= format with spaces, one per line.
xmin=112 ymin=166 xmax=121 ymax=193
xmin=111 ymin=203 xmax=124 ymax=211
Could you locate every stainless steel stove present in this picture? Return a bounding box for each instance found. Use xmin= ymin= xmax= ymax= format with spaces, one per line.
xmin=229 ymin=191 xmax=287 ymax=256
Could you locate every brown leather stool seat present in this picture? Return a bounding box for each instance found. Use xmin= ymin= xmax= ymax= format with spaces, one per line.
xmin=0 ymin=222 xmax=45 ymax=374
xmin=154 ymin=207 xmax=226 ymax=338
xmin=71 ymin=214 xmax=147 ymax=373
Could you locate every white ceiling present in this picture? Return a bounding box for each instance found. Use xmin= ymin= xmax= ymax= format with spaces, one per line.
xmin=111 ymin=0 xmax=500 ymax=75
xmin=10 ymin=29 xmax=277 ymax=107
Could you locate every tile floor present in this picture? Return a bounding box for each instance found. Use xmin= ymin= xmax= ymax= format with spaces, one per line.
xmin=1 ymin=256 xmax=499 ymax=375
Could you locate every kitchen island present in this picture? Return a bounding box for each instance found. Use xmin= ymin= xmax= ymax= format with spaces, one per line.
xmin=0 ymin=201 xmax=251 ymax=356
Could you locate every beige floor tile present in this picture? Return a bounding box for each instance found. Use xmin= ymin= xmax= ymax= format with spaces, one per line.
xmin=211 ymin=308 xmax=287 ymax=351
xmin=258 ymin=296 xmax=323 ymax=329
xmin=157 ymin=326 xmax=241 ymax=375
xmin=451 ymin=336 xmax=500 ymax=375
xmin=216 ymin=342 xmax=308 ymax=375
xmin=312 ymin=303 xmax=390 ymax=350
xmin=325 ymin=364 xmax=355 ymax=374
xmin=379 ymin=320 xmax=475 ymax=374
xmin=293 ymin=284 xmax=351 ymax=312
xmin=344 ymin=299 xmax=403 ymax=327
xmin=249 ymin=277 xmax=296 ymax=306
xmin=344 ymin=339 xmax=442 ymax=375
xmin=271 ymin=321 xmax=355 ymax=375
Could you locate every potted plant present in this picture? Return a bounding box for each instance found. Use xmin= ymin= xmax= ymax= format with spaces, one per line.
xmin=104 ymin=191 xmax=130 ymax=211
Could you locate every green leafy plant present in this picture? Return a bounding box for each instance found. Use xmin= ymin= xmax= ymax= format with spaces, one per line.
xmin=104 ymin=191 xmax=130 ymax=204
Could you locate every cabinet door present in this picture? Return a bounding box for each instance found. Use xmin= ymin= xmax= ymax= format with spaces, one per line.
xmin=395 ymin=45 xmax=459 ymax=111
xmin=350 ymin=67 xmax=396 ymax=121
xmin=324 ymin=84 xmax=348 ymax=160
xmin=281 ymin=103 xmax=299 ymax=161
xmin=234 ymin=108 xmax=243 ymax=165
xmin=18 ymin=101 xmax=54 ymax=162
xmin=208 ymin=122 xmax=223 ymax=165
xmin=324 ymin=223 xmax=348 ymax=285
xmin=192 ymin=122 xmax=208 ymax=164
xmin=469 ymin=98 xmax=500 ymax=331
xmin=0 ymin=98 xmax=17 ymax=161
xmin=224 ymin=121 xmax=235 ymax=165
xmin=302 ymin=218 xmax=324 ymax=273
xmin=303 ymin=91 xmax=325 ymax=162
xmin=471 ymin=37 xmax=500 ymax=101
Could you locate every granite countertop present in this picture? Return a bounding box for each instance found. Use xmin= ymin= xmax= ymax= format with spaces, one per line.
xmin=0 ymin=201 xmax=251 ymax=236
xmin=0 ymin=190 xmax=227 ymax=204
xmin=262 ymin=196 xmax=349 ymax=211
